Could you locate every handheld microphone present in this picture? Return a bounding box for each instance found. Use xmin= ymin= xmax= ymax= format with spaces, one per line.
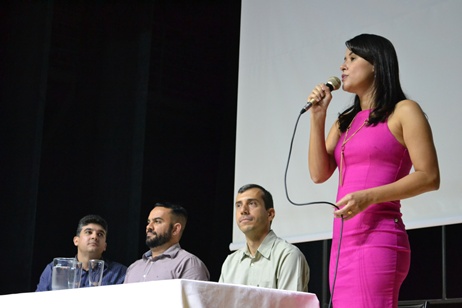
xmin=300 ymin=76 xmax=341 ymax=114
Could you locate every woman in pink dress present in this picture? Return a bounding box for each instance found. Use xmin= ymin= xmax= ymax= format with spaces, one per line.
xmin=307 ymin=34 xmax=440 ymax=307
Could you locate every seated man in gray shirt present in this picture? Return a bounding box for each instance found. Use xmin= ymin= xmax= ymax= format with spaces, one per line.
xmin=124 ymin=202 xmax=210 ymax=283
xmin=219 ymin=184 xmax=310 ymax=292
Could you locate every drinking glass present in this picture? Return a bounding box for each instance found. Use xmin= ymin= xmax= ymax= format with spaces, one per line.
xmin=88 ymin=259 xmax=104 ymax=287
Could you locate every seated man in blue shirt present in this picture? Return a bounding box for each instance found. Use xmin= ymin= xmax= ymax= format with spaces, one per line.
xmin=36 ymin=214 xmax=127 ymax=291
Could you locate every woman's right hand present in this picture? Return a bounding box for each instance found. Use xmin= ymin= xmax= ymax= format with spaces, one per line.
xmin=306 ymin=83 xmax=333 ymax=114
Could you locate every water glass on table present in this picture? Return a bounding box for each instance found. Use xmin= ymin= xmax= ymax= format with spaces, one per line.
xmin=88 ymin=259 xmax=104 ymax=287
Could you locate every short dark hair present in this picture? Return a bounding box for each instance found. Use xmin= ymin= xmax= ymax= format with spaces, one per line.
xmin=76 ymin=214 xmax=108 ymax=236
xmin=153 ymin=202 xmax=188 ymax=228
xmin=237 ymin=184 xmax=274 ymax=210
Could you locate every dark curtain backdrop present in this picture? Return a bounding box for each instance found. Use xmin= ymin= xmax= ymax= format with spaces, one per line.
xmin=1 ymin=1 xmax=461 ymax=306
xmin=0 ymin=1 xmax=239 ymax=294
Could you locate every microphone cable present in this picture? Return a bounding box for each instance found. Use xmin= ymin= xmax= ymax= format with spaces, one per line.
xmin=283 ymin=111 xmax=344 ymax=308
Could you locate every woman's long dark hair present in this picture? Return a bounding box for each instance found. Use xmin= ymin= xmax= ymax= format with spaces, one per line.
xmin=338 ymin=34 xmax=407 ymax=132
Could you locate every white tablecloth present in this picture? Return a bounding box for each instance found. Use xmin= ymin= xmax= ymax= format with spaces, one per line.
xmin=0 ymin=279 xmax=319 ymax=308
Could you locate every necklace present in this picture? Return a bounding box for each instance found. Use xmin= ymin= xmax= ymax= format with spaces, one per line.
xmin=339 ymin=114 xmax=368 ymax=186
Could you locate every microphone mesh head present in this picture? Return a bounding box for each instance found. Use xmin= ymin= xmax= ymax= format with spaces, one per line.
xmin=327 ymin=76 xmax=341 ymax=90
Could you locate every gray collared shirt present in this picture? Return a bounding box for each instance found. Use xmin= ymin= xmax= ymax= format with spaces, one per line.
xmin=123 ymin=243 xmax=210 ymax=283
xmin=219 ymin=230 xmax=310 ymax=292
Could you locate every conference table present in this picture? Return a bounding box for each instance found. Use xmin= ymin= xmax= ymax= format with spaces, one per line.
xmin=0 ymin=279 xmax=319 ymax=307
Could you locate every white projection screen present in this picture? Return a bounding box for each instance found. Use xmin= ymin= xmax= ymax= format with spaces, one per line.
xmin=231 ymin=0 xmax=462 ymax=250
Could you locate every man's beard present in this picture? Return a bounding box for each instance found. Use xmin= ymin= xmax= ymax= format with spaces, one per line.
xmin=146 ymin=224 xmax=173 ymax=248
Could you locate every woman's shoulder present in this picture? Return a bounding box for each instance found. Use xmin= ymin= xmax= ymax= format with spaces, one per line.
xmin=390 ymin=99 xmax=432 ymax=139
xmin=391 ymin=99 xmax=428 ymax=123
xmin=388 ymin=100 xmax=428 ymax=144
xmin=394 ymin=99 xmax=424 ymax=114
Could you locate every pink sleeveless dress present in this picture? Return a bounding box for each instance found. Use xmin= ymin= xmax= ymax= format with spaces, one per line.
xmin=331 ymin=109 xmax=412 ymax=308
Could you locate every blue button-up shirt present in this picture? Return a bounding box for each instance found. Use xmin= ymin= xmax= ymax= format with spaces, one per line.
xmin=36 ymin=258 xmax=127 ymax=291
